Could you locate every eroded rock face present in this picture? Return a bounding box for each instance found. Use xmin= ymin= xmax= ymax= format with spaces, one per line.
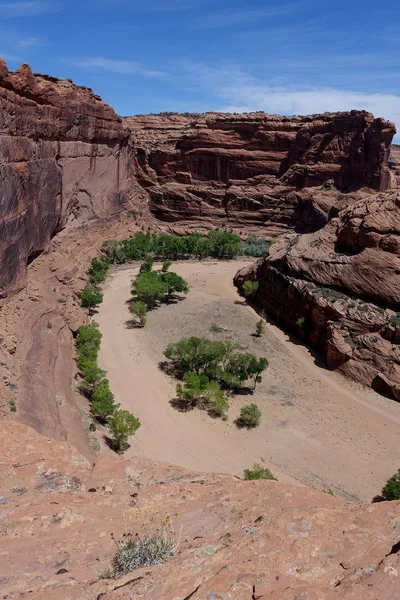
xmin=128 ymin=111 xmax=395 ymax=229
xmin=0 ymin=60 xmax=131 ymax=295
xmin=235 ymin=192 xmax=400 ymax=398
xmin=1 ymin=419 xmax=400 ymax=600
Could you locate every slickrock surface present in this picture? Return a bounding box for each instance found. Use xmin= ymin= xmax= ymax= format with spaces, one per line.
xmin=0 ymin=59 xmax=132 ymax=295
xmin=235 ymin=191 xmax=400 ymax=398
xmin=128 ymin=111 xmax=395 ymax=230
xmin=1 ymin=420 xmax=400 ymax=600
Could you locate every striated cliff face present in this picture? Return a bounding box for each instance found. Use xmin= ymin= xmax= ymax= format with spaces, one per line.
xmin=128 ymin=111 xmax=395 ymax=229
xmin=0 ymin=60 xmax=131 ymax=296
xmin=235 ymin=191 xmax=400 ymax=399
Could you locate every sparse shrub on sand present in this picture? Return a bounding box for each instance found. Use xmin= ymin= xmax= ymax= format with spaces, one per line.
xmin=130 ymin=300 xmax=148 ymax=327
xmin=111 ymin=529 xmax=176 ymax=577
xmin=244 ymin=464 xmax=277 ymax=480
xmin=238 ymin=404 xmax=262 ymax=428
xmin=255 ymin=319 xmax=265 ymax=337
xmin=108 ymin=410 xmax=141 ymax=452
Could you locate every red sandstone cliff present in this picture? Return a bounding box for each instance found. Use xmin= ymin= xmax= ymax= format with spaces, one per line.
xmin=0 ymin=60 xmax=132 ymax=296
xmin=127 ymin=111 xmax=395 ymax=229
xmin=235 ymin=191 xmax=400 ymax=399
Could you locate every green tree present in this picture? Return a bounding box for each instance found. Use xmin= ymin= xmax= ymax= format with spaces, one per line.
xmin=176 ymin=372 xmax=211 ymax=404
xmin=244 ymin=464 xmax=277 ymax=480
xmin=207 ymin=388 xmax=229 ymax=418
xmin=194 ymin=237 xmax=213 ymax=259
xmin=76 ymin=322 xmax=102 ymax=364
xmin=88 ymin=258 xmax=109 ymax=284
xmin=382 ymin=471 xmax=400 ymax=500
xmin=226 ymin=353 xmax=268 ymax=390
xmin=139 ymin=257 xmax=154 ymax=273
xmin=91 ymin=380 xmax=117 ymax=421
xmin=165 ymin=337 xmax=233 ymax=376
xmin=80 ymin=361 xmax=106 ymax=388
xmin=80 ymin=284 xmax=103 ymax=311
xmin=109 ymin=409 xmax=141 ymax=452
xmin=132 ymin=271 xmax=165 ymax=308
xmin=239 ymin=404 xmax=262 ymax=428
xmin=161 ymin=260 xmax=172 ymax=273
xmin=255 ymin=319 xmax=265 ymax=338
xmin=160 ymin=272 xmax=189 ymax=299
xmin=242 ymin=280 xmax=259 ymax=299
xmin=130 ymin=300 xmax=147 ymax=327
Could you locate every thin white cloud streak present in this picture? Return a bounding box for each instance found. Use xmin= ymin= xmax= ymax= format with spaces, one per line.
xmin=71 ymin=57 xmax=164 ymax=78
xmin=196 ymin=4 xmax=302 ymax=29
xmin=0 ymin=1 xmax=61 ymax=17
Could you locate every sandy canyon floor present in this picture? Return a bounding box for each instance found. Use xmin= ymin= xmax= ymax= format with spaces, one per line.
xmin=96 ymin=260 xmax=400 ymax=502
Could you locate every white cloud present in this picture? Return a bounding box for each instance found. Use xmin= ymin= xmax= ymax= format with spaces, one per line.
xmin=71 ymin=57 xmax=164 ymax=78
xmin=17 ymin=37 xmax=41 ymax=49
xmin=0 ymin=1 xmax=61 ymax=18
xmin=177 ymin=62 xmax=400 ymax=140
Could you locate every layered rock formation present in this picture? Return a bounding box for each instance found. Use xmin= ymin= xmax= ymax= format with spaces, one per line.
xmin=2 ymin=419 xmax=400 ymax=600
xmin=128 ymin=111 xmax=395 ymax=230
xmin=235 ymin=191 xmax=400 ymax=399
xmin=0 ymin=60 xmax=131 ymax=295
xmin=390 ymin=144 xmax=400 ymax=184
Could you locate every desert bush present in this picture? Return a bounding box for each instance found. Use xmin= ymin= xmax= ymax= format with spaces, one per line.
xmin=381 ymin=471 xmax=400 ymax=500
xmin=108 ymin=409 xmax=141 ymax=451
xmin=239 ymin=404 xmax=262 ymax=428
xmin=161 ymin=260 xmax=172 ymax=272
xmin=80 ymin=362 xmax=106 ymax=388
xmin=80 ymin=284 xmax=103 ymax=311
xmin=242 ymin=280 xmax=259 ymax=298
xmin=139 ymin=257 xmax=154 ymax=273
xmin=243 ymin=464 xmax=277 ymax=480
xmin=130 ymin=300 xmax=148 ymax=327
xmin=112 ymin=530 xmax=176 ymax=576
xmin=88 ymin=258 xmax=109 ymax=284
xmin=208 ymin=388 xmax=229 ymax=418
xmin=255 ymin=319 xmax=265 ymax=337
xmin=390 ymin=313 xmax=400 ymax=329
xmin=243 ymin=235 xmax=271 ymax=257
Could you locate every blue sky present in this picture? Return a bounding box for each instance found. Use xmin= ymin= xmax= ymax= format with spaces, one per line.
xmin=0 ymin=0 xmax=399 ymax=140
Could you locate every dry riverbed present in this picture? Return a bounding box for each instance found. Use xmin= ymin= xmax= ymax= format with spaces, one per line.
xmin=96 ymin=260 xmax=400 ymax=502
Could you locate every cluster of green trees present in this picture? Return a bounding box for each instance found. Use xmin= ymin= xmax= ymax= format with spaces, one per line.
xmin=76 ymin=322 xmax=141 ymax=451
xmin=130 ymin=259 xmax=189 ymax=327
xmin=80 ymin=257 xmax=110 ymax=312
xmin=101 ymin=231 xmax=270 ymax=265
xmin=164 ymin=337 xmax=267 ymax=423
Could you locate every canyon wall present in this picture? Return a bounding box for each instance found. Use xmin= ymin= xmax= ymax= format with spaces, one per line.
xmin=0 ymin=60 xmax=131 ymax=296
xmin=128 ymin=111 xmax=395 ymax=230
xmin=235 ymin=191 xmax=400 ymax=399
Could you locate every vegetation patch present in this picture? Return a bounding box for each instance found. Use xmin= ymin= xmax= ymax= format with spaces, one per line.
xmin=76 ymin=321 xmax=140 ymax=452
xmin=381 ymin=471 xmax=400 ymax=500
xmin=244 ymin=463 xmax=277 ymax=480
xmin=237 ymin=403 xmax=262 ymax=428
xmin=111 ymin=530 xmax=176 ymax=577
xmin=164 ymin=337 xmax=268 ymax=421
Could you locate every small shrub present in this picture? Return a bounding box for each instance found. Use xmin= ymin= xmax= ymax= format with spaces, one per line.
xmin=161 ymin=260 xmax=172 ymax=273
xmin=382 ymin=471 xmax=400 ymax=500
xmin=239 ymin=404 xmax=261 ymax=428
xmin=130 ymin=300 xmax=147 ymax=327
xmin=207 ymin=389 xmax=229 ymax=418
xmin=243 ymin=464 xmax=277 ymax=481
xmin=390 ymin=313 xmax=400 ymax=329
xmin=255 ymin=319 xmax=265 ymax=337
xmin=210 ymin=324 xmax=226 ymax=334
xmin=243 ymin=235 xmax=271 ymax=258
xmin=88 ymin=258 xmax=109 ymax=284
xmin=139 ymin=257 xmax=154 ymax=273
xmin=242 ymin=280 xmax=259 ymax=299
xmin=112 ymin=530 xmax=176 ymax=576
xmin=9 ymin=398 xmax=16 ymax=413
